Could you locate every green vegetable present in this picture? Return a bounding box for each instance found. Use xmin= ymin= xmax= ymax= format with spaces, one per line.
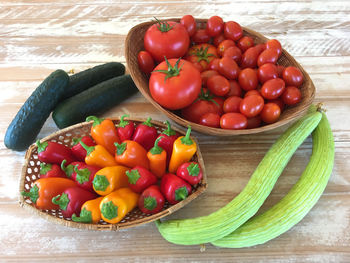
xmin=155 ymin=111 xmax=322 ymax=245
xmin=61 ymin=62 xmax=125 ymax=100
xmin=212 ymin=107 xmax=334 ymax=248
xmin=52 ymin=74 xmax=138 ymax=129
xmin=4 ymin=70 xmax=69 ymax=151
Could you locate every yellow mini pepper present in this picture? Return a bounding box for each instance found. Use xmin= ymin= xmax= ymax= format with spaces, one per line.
xmin=92 ymin=166 xmax=129 ymax=196
xmin=71 ymin=196 xmax=104 ymax=224
xmin=168 ymin=126 xmax=197 ymax=173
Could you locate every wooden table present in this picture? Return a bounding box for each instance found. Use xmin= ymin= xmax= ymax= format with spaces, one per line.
xmin=1 ymin=0 xmax=349 ymax=262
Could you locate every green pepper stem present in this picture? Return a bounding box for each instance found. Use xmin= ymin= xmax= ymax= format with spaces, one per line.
xmin=162 ymin=120 xmax=176 ymax=136
xmin=115 ymin=142 xmax=127 ymax=155
xmin=71 ymin=208 xmax=92 ymax=223
xmin=118 ymin=114 xmax=130 ymax=128
xmin=143 ymin=117 xmax=153 ymax=127
xmin=149 ymin=136 xmax=164 ymax=155
xmin=36 ymin=140 xmax=48 ymax=153
xmin=21 ymin=185 xmax=39 ymax=203
xmin=86 ymin=116 xmax=104 ymax=127
xmin=72 ymin=137 xmax=82 ymax=146
xmin=180 ymin=126 xmax=193 ymax=146
xmin=80 ymin=141 xmax=95 ymax=156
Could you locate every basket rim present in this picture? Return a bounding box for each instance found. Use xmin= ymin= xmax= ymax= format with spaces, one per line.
xmin=19 ymin=117 xmax=208 ymax=231
xmin=125 ymin=18 xmax=316 ymax=136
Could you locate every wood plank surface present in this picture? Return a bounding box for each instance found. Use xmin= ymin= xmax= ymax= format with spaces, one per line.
xmin=0 ymin=0 xmax=349 ymax=262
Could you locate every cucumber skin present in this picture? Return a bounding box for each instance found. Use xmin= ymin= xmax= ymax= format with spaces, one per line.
xmin=52 ymin=74 xmax=138 ymax=129
xmin=4 ymin=70 xmax=70 ymax=151
xmin=61 ymin=62 xmax=125 ymax=101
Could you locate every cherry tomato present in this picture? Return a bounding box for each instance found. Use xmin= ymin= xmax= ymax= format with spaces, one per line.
xmin=181 ymin=96 xmax=220 ymax=123
xmin=223 ymin=96 xmax=242 ymax=113
xmin=217 ymin=39 xmax=236 ymax=57
xmin=220 ymin=113 xmax=247 ymax=130
xmin=207 ymin=75 xmax=230 ymax=96
xmin=265 ymin=39 xmax=282 ymax=56
xmin=277 ymin=65 xmax=285 ymax=78
xmin=212 ymin=96 xmax=225 ymax=115
xmin=260 ymin=103 xmax=281 ymax=123
xmin=149 ymin=58 xmax=201 ymax=110
xmin=282 ymin=66 xmax=304 ymax=87
xmin=144 ymin=21 xmax=190 ymax=62
xmin=192 ymin=29 xmax=211 ymax=44
xmin=186 ymin=43 xmax=218 ymax=71
xmin=246 ymin=115 xmax=262 ymax=129
xmin=254 ymin=43 xmax=266 ymax=55
xmin=237 ymin=36 xmax=254 ymax=52
xmin=137 ymin=51 xmax=155 ymax=74
xmin=258 ymin=63 xmax=278 ymax=84
xmin=223 ymin=21 xmax=243 ymax=41
xmin=218 ymin=56 xmax=239 ymax=80
xmin=199 ymin=113 xmax=221 ymax=128
xmin=282 ymin=86 xmax=302 ymax=105
xmin=208 ymin=58 xmax=220 ymax=71
xmin=244 ymin=90 xmax=260 ymax=97
xmin=241 ymin=46 xmax=259 ymax=68
xmin=201 ymin=70 xmax=219 ymax=87
xmin=238 ymin=68 xmax=258 ymax=91
xmin=227 ymin=80 xmax=242 ymax=97
xmin=206 ymin=16 xmax=224 ymax=37
xmin=257 ymin=49 xmax=280 ymax=67
xmin=223 ymin=46 xmax=242 ymax=64
xmin=239 ymin=94 xmax=264 ymax=118
xmin=180 ymin=15 xmax=196 ymax=36
xmin=267 ymin=98 xmax=285 ymax=111
xmin=213 ymin=33 xmax=226 ymax=47
xmin=260 ymin=78 xmax=285 ymax=100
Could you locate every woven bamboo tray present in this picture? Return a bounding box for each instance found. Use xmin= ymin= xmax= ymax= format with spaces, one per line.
xmin=125 ymin=18 xmax=315 ymax=136
xmin=19 ymin=118 xmax=207 ymax=231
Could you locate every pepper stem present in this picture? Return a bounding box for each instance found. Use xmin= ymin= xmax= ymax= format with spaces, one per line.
xmin=61 ymin=160 xmax=74 ymax=178
xmin=52 ymin=193 xmax=69 ymax=210
xmin=21 ymin=185 xmax=39 ymax=203
xmin=162 ymin=120 xmax=176 ymax=136
xmin=149 ymin=136 xmax=164 ymax=155
xmin=118 ymin=114 xmax=130 ymax=128
xmin=175 ymin=186 xmax=188 ymax=201
xmin=143 ymin=117 xmax=153 ymax=127
xmin=86 ymin=116 xmax=104 ymax=127
xmin=72 ymin=208 xmax=93 ymax=223
xmin=144 ymin=196 xmax=157 ymax=211
xmin=36 ymin=140 xmax=48 ymax=153
xmin=39 ymin=163 xmax=52 ymax=175
xmin=180 ymin=126 xmax=193 ymax=146
xmin=72 ymin=137 xmax=82 ymax=146
xmin=101 ymin=201 xmax=118 ymax=220
xmin=80 ymin=141 xmax=95 ymax=156
xmin=93 ymin=174 xmax=110 ymax=191
xmin=115 ymin=142 xmax=127 ymax=155
xmin=74 ymin=166 xmax=91 ymax=184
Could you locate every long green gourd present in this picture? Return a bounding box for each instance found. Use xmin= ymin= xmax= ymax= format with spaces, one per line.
xmin=156 ymin=111 xmax=322 ymax=245
xmin=211 ymin=109 xmax=334 ymax=248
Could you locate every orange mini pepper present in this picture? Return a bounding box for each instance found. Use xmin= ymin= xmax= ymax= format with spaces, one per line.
xmin=80 ymin=141 xmax=117 ymax=168
xmin=71 ymin=196 xmax=104 ymax=224
xmin=147 ymin=136 xmax=166 ymax=178
xmin=114 ymin=140 xmax=149 ymax=169
xmin=100 ymin=187 xmax=139 ymax=224
xmin=168 ymin=126 xmax=197 ymax=173
xmin=86 ymin=116 xmax=120 ymax=155
xmin=92 ymin=166 xmax=129 ymax=196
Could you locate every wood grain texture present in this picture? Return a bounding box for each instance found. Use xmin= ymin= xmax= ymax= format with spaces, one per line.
xmin=0 ymin=0 xmax=349 ymax=262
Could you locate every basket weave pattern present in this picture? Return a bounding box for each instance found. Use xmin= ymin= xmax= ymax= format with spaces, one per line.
xmin=125 ymin=19 xmax=315 ymax=136
xmin=19 ymin=118 xmax=207 ymax=231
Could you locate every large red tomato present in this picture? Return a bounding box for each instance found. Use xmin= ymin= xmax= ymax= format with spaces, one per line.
xmin=144 ymin=20 xmax=190 ymax=62
xmin=149 ymin=58 xmax=201 ymax=110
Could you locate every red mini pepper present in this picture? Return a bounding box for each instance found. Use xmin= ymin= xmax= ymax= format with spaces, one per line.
xmin=125 ymin=166 xmax=158 ymax=193
xmin=132 ymin=117 xmax=158 ymax=151
xmin=52 ymin=186 xmax=97 ymax=218
xmin=157 ymin=120 xmax=180 ymax=166
xmin=71 ymin=136 xmax=95 ymax=161
xmin=176 ymin=162 xmax=203 ymax=185
xmin=39 ymin=163 xmax=66 ymax=178
xmin=160 ymin=173 xmax=192 ymax=204
xmin=21 ymin=177 xmax=77 ymax=210
xmin=138 ymin=185 xmax=165 ymax=214
xmin=36 ymin=140 xmax=76 ymax=165
xmin=61 ymin=160 xmax=99 ymax=192
xmin=117 ymin=114 xmax=135 ymax=142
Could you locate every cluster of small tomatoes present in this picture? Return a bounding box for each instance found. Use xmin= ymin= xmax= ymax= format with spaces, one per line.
xmin=137 ymin=15 xmax=304 ymax=129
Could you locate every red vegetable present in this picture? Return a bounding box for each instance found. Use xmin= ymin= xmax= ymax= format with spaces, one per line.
xmin=52 ymin=186 xmax=97 ymax=218
xmin=160 ymin=173 xmax=192 ymax=205
xmin=36 ymin=140 xmax=76 ymax=165
xmin=156 ymin=120 xmax=180 ymax=166
xmin=132 ymin=117 xmax=158 ymax=151
xmin=126 ymin=166 xmax=158 ymax=193
xmin=180 ymin=15 xmax=196 ymax=37
xmin=117 ymin=114 xmax=135 ymax=142
xmin=138 ymin=185 xmax=165 ymax=214
xmin=39 ymin=163 xmax=66 ymax=179
xmin=71 ymin=136 xmax=95 ymax=162
xmin=176 ymin=162 xmax=203 ymax=185
xmin=137 ymin=50 xmax=155 ymax=74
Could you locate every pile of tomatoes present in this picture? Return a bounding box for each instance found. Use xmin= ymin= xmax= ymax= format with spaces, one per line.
xmin=137 ymin=15 xmax=304 ymax=130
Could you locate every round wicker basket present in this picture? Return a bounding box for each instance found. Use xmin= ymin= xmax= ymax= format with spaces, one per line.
xmin=125 ymin=18 xmax=315 ymax=136
xmin=19 ymin=118 xmax=207 ymax=231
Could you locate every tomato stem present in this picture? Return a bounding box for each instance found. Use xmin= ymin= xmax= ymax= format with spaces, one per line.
xmin=152 ymin=57 xmax=183 ymax=82
xmin=154 ymin=17 xmax=174 ymax=32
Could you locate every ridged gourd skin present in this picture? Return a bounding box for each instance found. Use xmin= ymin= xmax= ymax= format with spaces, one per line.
xmin=155 ymin=111 xmax=322 ymax=245
xmin=4 ymin=70 xmax=70 ymax=151
xmin=211 ymin=108 xmax=334 ymax=248
xmin=52 ymin=74 xmax=138 ymax=129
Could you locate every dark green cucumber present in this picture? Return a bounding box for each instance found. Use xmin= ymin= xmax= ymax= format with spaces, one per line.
xmin=4 ymin=70 xmax=70 ymax=151
xmin=52 ymin=74 xmax=138 ymax=128
xmin=61 ymin=62 xmax=125 ymax=100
